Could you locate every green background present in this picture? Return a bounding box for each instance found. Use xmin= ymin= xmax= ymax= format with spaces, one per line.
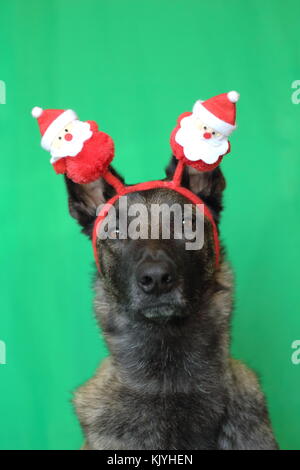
xmin=0 ymin=0 xmax=299 ymax=450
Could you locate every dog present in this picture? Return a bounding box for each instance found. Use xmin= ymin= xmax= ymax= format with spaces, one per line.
xmin=62 ymin=156 xmax=278 ymax=450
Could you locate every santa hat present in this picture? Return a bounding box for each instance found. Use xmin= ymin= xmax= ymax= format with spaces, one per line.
xmin=31 ymin=106 xmax=77 ymax=151
xmin=192 ymin=91 xmax=239 ymax=136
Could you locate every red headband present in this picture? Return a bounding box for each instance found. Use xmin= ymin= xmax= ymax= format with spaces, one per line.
xmin=32 ymin=91 xmax=239 ymax=272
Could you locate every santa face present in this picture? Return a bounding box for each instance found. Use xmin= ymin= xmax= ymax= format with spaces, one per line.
xmin=50 ymin=120 xmax=93 ymax=162
xmin=175 ymin=114 xmax=229 ymax=164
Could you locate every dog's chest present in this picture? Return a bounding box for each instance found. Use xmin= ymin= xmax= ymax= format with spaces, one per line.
xmin=85 ymin=389 xmax=225 ymax=450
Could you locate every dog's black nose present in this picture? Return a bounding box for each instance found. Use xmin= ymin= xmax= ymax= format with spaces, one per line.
xmin=136 ymin=260 xmax=175 ymax=295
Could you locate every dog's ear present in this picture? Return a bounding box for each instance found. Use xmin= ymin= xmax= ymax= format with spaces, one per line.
xmin=165 ymin=156 xmax=226 ymax=223
xmin=64 ymin=167 xmax=124 ymax=238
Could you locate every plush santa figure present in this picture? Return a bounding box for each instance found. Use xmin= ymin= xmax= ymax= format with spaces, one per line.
xmin=32 ymin=107 xmax=114 ymax=184
xmin=170 ymin=91 xmax=239 ymax=172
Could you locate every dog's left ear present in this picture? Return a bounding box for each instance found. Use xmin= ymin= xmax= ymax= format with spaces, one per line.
xmin=64 ymin=167 xmax=124 ymax=238
xmin=165 ymin=156 xmax=226 ymax=224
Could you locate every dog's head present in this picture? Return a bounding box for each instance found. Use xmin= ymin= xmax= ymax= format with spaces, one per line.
xmin=64 ymin=156 xmax=227 ymax=327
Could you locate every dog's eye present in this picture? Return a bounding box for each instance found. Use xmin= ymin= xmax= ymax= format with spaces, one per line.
xmin=65 ymin=129 xmax=68 ymax=132
xmin=182 ymin=215 xmax=198 ymax=236
xmin=108 ymin=228 xmax=120 ymax=239
xmin=182 ymin=218 xmax=193 ymax=229
xmin=203 ymin=126 xmax=207 ymax=130
xmin=212 ymin=131 xmax=215 ymax=135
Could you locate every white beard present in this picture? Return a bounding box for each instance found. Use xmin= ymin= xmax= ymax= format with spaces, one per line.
xmin=50 ymin=120 xmax=93 ymax=163
xmin=175 ymin=114 xmax=229 ymax=164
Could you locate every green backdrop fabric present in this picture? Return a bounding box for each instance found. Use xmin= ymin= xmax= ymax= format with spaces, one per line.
xmin=0 ymin=0 xmax=299 ymax=450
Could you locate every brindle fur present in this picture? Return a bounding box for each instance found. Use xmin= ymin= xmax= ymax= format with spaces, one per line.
xmin=64 ymin=157 xmax=278 ymax=450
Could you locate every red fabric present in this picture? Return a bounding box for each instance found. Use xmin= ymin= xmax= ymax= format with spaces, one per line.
xmin=92 ymin=179 xmax=220 ymax=273
xmin=52 ymin=121 xmax=114 ymax=184
xmin=170 ymin=112 xmax=230 ymax=172
xmin=52 ymin=158 xmax=66 ymax=174
xmin=38 ymin=109 xmax=64 ymax=136
xmin=104 ymin=170 xmax=126 ymax=194
xmin=202 ymin=93 xmax=236 ymax=125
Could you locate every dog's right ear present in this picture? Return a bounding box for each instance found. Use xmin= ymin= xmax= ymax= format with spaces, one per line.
xmin=165 ymin=156 xmax=226 ymax=224
xmin=64 ymin=167 xmax=124 ymax=238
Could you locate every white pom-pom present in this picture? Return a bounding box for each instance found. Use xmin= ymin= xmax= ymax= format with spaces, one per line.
xmin=31 ymin=106 xmax=43 ymax=118
xmin=227 ymin=91 xmax=239 ymax=103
